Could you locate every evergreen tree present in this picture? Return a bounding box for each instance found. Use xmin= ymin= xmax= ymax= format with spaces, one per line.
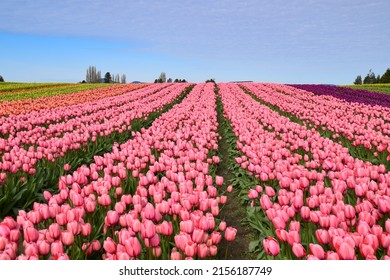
xmin=0 ymin=75 xmax=4 ymax=82
xmin=353 ymin=75 xmax=362 ymax=85
xmin=363 ymin=70 xmax=377 ymax=84
xmin=104 ymin=72 xmax=111 ymax=83
xmin=380 ymin=68 xmax=390 ymax=83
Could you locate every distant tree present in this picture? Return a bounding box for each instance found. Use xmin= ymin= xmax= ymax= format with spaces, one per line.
xmin=86 ymin=66 xmax=101 ymax=83
xmin=114 ymin=74 xmax=120 ymax=83
xmin=167 ymin=78 xmax=172 ymax=83
xmin=0 ymin=75 xmax=4 ymax=82
xmin=121 ymin=74 xmax=127 ymax=84
xmin=154 ymin=79 xmax=158 ymax=83
xmin=363 ymin=75 xmax=369 ymax=84
xmin=380 ymin=68 xmax=390 ymax=83
xmin=174 ymin=78 xmax=179 ymax=83
xmin=81 ymin=80 xmax=86 ymax=83
xmin=104 ymin=72 xmax=112 ymax=83
xmin=181 ymin=79 xmax=187 ymax=83
xmin=363 ymin=69 xmax=377 ymax=84
xmin=159 ymin=72 xmax=167 ymax=83
xmin=206 ymin=79 xmax=215 ymax=83
xmin=353 ymin=75 xmax=362 ymax=85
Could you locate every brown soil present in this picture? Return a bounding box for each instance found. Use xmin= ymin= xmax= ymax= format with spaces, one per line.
xmin=215 ymin=89 xmax=257 ymax=260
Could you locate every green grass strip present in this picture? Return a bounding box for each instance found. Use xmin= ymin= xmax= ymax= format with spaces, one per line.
xmin=0 ymin=83 xmax=113 ymax=102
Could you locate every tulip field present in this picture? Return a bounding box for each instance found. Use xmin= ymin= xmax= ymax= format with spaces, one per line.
xmin=1 ymin=82 xmax=390 ymax=260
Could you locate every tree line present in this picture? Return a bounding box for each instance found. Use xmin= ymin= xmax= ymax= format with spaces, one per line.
xmin=84 ymin=66 xmax=126 ymax=84
xmin=354 ymin=68 xmax=390 ymax=84
xmin=154 ymin=72 xmax=187 ymax=83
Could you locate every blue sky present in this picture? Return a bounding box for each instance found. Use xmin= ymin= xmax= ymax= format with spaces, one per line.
xmin=0 ymin=0 xmax=389 ymax=84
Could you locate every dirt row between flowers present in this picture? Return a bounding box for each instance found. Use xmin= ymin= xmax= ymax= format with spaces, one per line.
xmin=215 ymin=85 xmax=257 ymax=259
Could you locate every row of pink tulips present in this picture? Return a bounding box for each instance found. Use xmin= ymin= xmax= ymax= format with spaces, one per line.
xmin=240 ymin=83 xmax=390 ymax=158
xmin=0 ymin=84 xmax=165 ymax=135
xmin=0 ymin=84 xmax=189 ymax=184
xmin=0 ymin=82 xmax=236 ymax=260
xmin=219 ymin=82 xmax=390 ymax=260
xmin=0 ymin=84 xmax=146 ymax=116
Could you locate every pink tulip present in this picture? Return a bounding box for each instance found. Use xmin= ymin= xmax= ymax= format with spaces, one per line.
xmin=386 ymin=219 xmax=390 ymax=233
xmin=248 ymin=189 xmax=259 ymax=199
xmin=103 ymin=237 xmax=117 ymax=254
xmin=263 ymin=237 xmax=280 ymax=256
xmin=224 ymin=227 xmax=237 ymax=241
xmin=9 ymin=229 xmax=21 ymax=242
xmin=23 ymin=226 xmax=39 ymax=243
xmin=381 ymin=233 xmax=390 ymax=248
xmin=170 ymin=248 xmax=182 ymax=260
xmin=143 ymin=203 xmax=155 ymax=220
xmin=337 ymin=242 xmax=355 ymax=260
xmin=344 ymin=205 xmax=356 ymax=219
xmin=51 ymin=240 xmax=64 ymax=256
xmin=220 ymin=195 xmax=227 ymax=204
xmin=98 ymin=194 xmax=111 ymax=207
xmin=124 ymin=237 xmax=141 ymax=257
xmin=211 ymin=231 xmax=222 ymax=244
xmin=309 ymin=243 xmax=325 ymax=260
xmin=81 ymin=223 xmax=92 ymax=237
xmin=272 ymin=217 xmax=286 ymax=230
xmin=215 ymin=176 xmax=224 ymax=186
xmin=48 ymin=223 xmax=61 ymax=239
xmin=326 ymin=251 xmax=340 ymax=260
xmin=292 ymin=242 xmax=306 ymax=258
xmin=192 ymin=228 xmax=204 ymax=244
xmin=184 ymin=241 xmax=197 ymax=257
xmin=315 ymin=229 xmax=330 ymax=245
xmin=156 ymin=221 xmax=173 ymax=236
xmin=260 ymin=194 xmax=272 ymax=210
xmin=105 ymin=211 xmax=119 ymax=226
xmin=61 ymin=230 xmax=74 ymax=246
xmin=141 ymin=220 xmax=156 ymax=239
xmin=209 ymin=245 xmax=218 ymax=256
xmin=219 ymin=221 xmax=227 ymax=231
xmin=289 ymin=221 xmax=300 ymax=232
xmin=265 ymin=186 xmax=276 ymax=197
xmin=180 ymin=220 xmax=194 ymax=234
xmin=37 ymin=240 xmax=50 ymax=255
